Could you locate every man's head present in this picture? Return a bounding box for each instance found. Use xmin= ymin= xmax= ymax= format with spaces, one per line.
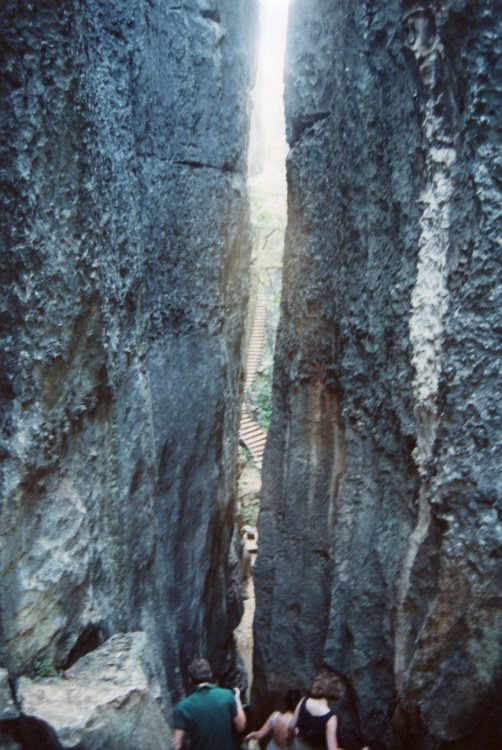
xmin=188 ymin=658 xmax=213 ymax=685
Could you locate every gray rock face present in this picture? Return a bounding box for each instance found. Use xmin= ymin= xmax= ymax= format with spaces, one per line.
xmin=0 ymin=670 xmax=18 ymax=722
xmin=16 ymin=632 xmax=171 ymax=750
xmin=0 ymin=0 xmax=256 ymax=719
xmin=253 ymin=2 xmax=502 ymax=749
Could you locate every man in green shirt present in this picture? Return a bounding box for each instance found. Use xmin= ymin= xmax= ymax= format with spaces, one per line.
xmin=174 ymin=658 xmax=246 ymax=750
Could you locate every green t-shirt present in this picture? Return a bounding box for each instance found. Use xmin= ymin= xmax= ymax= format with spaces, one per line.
xmin=174 ymin=684 xmax=238 ymax=750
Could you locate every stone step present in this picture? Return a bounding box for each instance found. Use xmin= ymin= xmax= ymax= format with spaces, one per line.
xmin=239 ymin=290 xmax=268 ymax=468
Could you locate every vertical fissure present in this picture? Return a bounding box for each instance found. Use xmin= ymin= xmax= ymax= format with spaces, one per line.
xmin=234 ymin=0 xmax=290 ymax=694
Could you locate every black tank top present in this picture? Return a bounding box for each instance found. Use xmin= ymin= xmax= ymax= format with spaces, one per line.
xmin=297 ymin=698 xmax=335 ymax=748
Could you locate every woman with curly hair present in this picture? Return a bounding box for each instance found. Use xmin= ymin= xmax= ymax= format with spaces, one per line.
xmin=289 ymin=669 xmax=369 ymax=750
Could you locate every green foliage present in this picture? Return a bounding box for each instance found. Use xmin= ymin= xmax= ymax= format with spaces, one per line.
xmin=249 ymin=169 xmax=286 ymax=279
xmin=240 ymin=502 xmax=259 ymax=527
xmin=33 ymin=659 xmax=60 ymax=679
xmin=250 ymin=369 xmax=273 ymax=431
xmin=240 ymin=443 xmax=255 ymax=466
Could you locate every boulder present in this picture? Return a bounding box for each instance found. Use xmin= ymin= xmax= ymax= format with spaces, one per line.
xmin=17 ymin=632 xmax=171 ymax=750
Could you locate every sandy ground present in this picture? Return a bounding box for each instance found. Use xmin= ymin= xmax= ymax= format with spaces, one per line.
xmin=235 ymin=457 xmax=261 ymax=692
xmin=234 ymin=573 xmax=256 ymax=692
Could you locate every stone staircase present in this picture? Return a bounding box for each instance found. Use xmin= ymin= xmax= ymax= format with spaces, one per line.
xmin=239 ymin=290 xmax=267 ymax=468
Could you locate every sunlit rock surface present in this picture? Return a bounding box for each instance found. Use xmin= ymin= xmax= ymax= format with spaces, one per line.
xmin=0 ymin=0 xmax=256 ymax=724
xmin=13 ymin=632 xmax=170 ymax=750
xmin=253 ymin=1 xmax=502 ymax=748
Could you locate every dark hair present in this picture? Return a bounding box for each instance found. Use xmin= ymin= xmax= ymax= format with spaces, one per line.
xmin=285 ymin=689 xmax=302 ymax=712
xmin=188 ymin=658 xmax=213 ymax=684
xmin=310 ymin=669 xmax=342 ymax=700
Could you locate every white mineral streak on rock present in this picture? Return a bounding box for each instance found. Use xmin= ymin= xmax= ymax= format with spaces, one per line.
xmin=409 ymin=152 xmax=454 ymax=468
xmin=396 ymin=12 xmax=456 ymax=690
xmin=18 ymin=632 xmax=172 ymax=750
xmin=327 ymin=413 xmax=345 ymax=531
xmin=394 ymin=484 xmax=432 ymax=692
xmin=308 ymin=381 xmax=322 ymax=508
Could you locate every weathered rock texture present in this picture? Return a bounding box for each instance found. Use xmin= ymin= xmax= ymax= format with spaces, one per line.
xmin=253 ymin=1 xmax=502 ymax=749
xmin=0 ymin=0 xmax=256 ymax=734
xmin=0 ymin=671 xmax=17 ymax=723
xmin=11 ymin=632 xmax=171 ymax=750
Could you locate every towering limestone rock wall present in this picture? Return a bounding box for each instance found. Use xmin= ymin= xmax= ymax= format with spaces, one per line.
xmin=253 ymin=1 xmax=501 ymax=748
xmin=0 ymin=0 xmax=256 ymax=726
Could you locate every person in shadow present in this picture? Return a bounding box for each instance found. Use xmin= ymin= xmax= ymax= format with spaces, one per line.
xmin=245 ymin=689 xmax=302 ymax=749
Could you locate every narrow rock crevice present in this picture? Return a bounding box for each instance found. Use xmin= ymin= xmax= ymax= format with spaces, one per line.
xmin=201 ymin=10 xmax=221 ymax=23
xmin=64 ymin=624 xmax=110 ymax=671
xmin=173 ymin=159 xmax=236 ymax=173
